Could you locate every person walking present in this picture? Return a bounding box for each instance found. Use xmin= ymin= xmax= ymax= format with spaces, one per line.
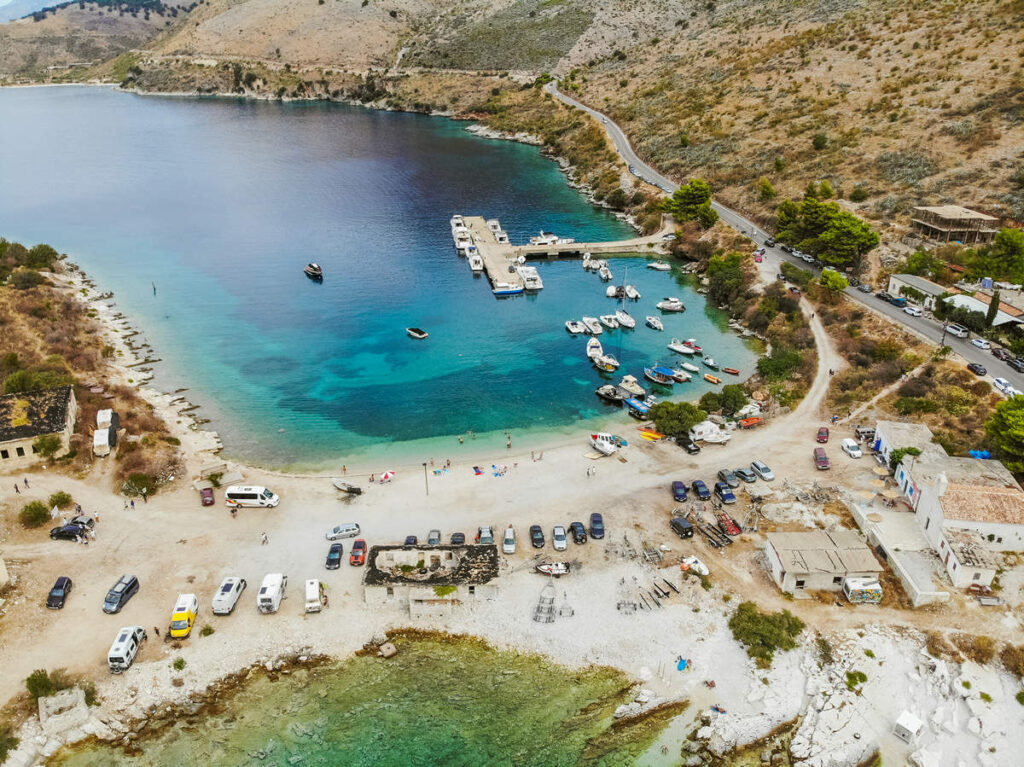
xmin=130 ymin=499 xmax=135 ymax=511
xmin=154 ymin=627 xmax=160 ymax=638
xmin=94 ymin=512 xmax=100 ymax=524
xmin=13 ymin=484 xmax=19 ymax=495
xmin=141 ymin=488 xmax=147 ymax=504
xmin=123 ymin=499 xmax=128 ymax=510
xmin=261 ymin=532 xmax=269 ymax=545
xmin=23 ymin=478 xmax=29 ymax=488
xmin=342 ymin=465 xmax=347 ymax=475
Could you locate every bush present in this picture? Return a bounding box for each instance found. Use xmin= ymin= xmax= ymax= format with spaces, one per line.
xmin=728 ymin=601 xmax=804 ymax=666
xmin=48 ymin=491 xmax=73 ymax=509
xmin=812 ymin=133 xmax=828 ymax=150
xmin=172 ymin=657 xmax=187 ymax=671
xmin=0 ymin=722 xmax=18 ymax=762
xmin=126 ymin=472 xmax=158 ymax=497
xmin=10 ymin=269 xmax=44 ymax=290
xmin=433 ymin=585 xmax=457 ymax=597
xmin=953 ymin=633 xmax=996 ymax=664
xmin=200 ymin=624 xmax=215 ymax=637
xmin=33 ymin=434 xmax=62 ymax=458
xmin=25 ymin=669 xmax=72 ymax=701
xmin=999 ymin=643 xmax=1024 ymax=679
xmin=845 ymin=670 xmax=868 ymax=691
xmin=19 ymin=500 xmax=50 ymax=528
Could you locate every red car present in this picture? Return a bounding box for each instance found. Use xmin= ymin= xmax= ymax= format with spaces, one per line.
xmin=200 ymin=487 xmax=215 ymax=506
xmin=349 ymin=539 xmax=367 ymax=566
xmin=817 ymin=427 xmax=830 ymax=443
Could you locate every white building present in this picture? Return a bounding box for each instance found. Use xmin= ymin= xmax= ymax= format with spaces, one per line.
xmin=764 ymin=531 xmax=882 ymax=595
xmin=872 ymin=420 xmax=943 ymax=470
xmin=887 ymin=274 xmax=948 ymax=310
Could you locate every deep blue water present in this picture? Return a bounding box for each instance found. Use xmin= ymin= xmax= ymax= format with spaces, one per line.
xmin=0 ymin=86 xmax=756 ymax=468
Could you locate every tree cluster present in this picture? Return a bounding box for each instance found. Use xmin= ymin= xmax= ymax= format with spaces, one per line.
xmin=986 ymin=397 xmax=1024 ymax=473
xmin=706 ymin=251 xmax=753 ymax=306
xmin=728 ymin=601 xmax=805 ymax=666
xmin=664 ymin=179 xmax=718 ymax=229
xmin=0 ymin=239 xmax=59 ymax=283
xmin=647 ymin=401 xmax=707 ymax=439
xmin=775 ymin=196 xmax=879 ymax=269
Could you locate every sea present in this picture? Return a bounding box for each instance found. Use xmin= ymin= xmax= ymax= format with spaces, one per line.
xmin=0 ymin=85 xmax=755 ymax=469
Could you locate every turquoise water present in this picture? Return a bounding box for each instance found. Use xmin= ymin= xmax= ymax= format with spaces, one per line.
xmin=0 ymin=86 xmax=756 ymax=468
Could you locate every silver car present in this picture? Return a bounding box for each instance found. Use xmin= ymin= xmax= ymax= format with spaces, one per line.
xmin=552 ymin=525 xmax=568 ymax=551
xmin=751 ymin=460 xmax=775 ymax=481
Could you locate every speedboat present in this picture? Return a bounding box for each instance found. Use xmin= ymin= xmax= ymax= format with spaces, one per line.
xmin=668 ymin=338 xmax=698 ymax=354
xmin=565 ymin=320 xmax=586 ymax=334
xmin=406 ymin=327 xmax=428 ymax=340
xmin=592 ymin=354 xmax=620 ymax=372
xmin=599 ymin=265 xmax=613 ymax=281
xmin=304 ymin=263 xmax=323 ymax=280
xmin=680 ymin=361 xmax=700 ymax=373
xmin=586 ymin=338 xmax=604 ymax=359
xmin=647 ymin=261 xmax=671 ymax=271
xmin=670 ymin=368 xmax=692 ymax=382
xmin=468 ymin=253 xmax=484 ymax=272
xmin=618 ymin=375 xmax=647 ymax=399
xmin=492 ymin=282 xmax=524 ymax=296
xmin=589 ymin=432 xmax=618 ymax=456
xmin=595 ymin=384 xmax=630 ymax=402
xmin=535 ymin=562 xmax=571 ymax=576
xmin=530 ymin=231 xmax=559 ymax=246
xmin=450 ymin=215 xmax=465 ymax=229
xmin=615 ymin=310 xmax=635 ymax=328
xmin=644 ymin=366 xmax=675 ymax=385
xmin=516 ymin=265 xmax=544 ymax=290
xmin=645 ymin=316 xmax=664 ymax=331
xmin=599 ymin=314 xmax=619 ymax=330
xmin=685 ymin=339 xmax=703 ymax=352
xmin=656 ymin=297 xmax=686 ymax=312
xmin=702 ymin=356 xmax=718 ymax=369
xmin=581 ymin=316 xmax=603 ymax=335
xmin=625 ymin=285 xmax=641 ymax=300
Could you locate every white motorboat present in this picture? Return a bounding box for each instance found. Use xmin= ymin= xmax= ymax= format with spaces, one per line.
xmin=606 ymin=285 xmax=618 ymax=298
xmin=406 ymin=327 xmax=429 ymax=340
xmin=599 ymin=314 xmax=619 ymax=330
xmin=645 ymin=316 xmax=664 ymax=331
xmin=492 ymin=282 xmax=524 ymax=296
xmin=581 ymin=316 xmax=603 ymax=335
xmin=516 ymin=265 xmax=544 ymax=290
xmin=668 ymin=338 xmax=698 ymax=354
xmin=624 ymin=285 xmax=641 ymax=300
xmin=670 ymin=368 xmax=692 ymax=382
xmin=647 ymin=261 xmax=671 ymax=271
xmin=599 ymin=265 xmax=613 ymax=281
xmin=304 ymin=263 xmax=323 ymax=280
xmin=450 ymin=214 xmax=465 ymax=229
xmin=595 ymin=384 xmax=630 ymax=402
xmin=468 ymin=253 xmax=484 ymax=272
xmin=702 ymin=356 xmax=718 ymax=369
xmin=589 ymin=432 xmax=618 ymax=456
xmin=680 ymin=361 xmax=700 ymax=373
xmin=618 ymin=375 xmax=647 ymax=399
xmin=529 ymin=231 xmax=559 ymax=246
xmin=535 ymin=562 xmax=571 ymax=576
xmin=656 ymin=297 xmax=686 ymax=312
xmin=565 ymin=320 xmax=586 ymax=334
xmin=586 ymin=338 xmax=604 ymax=359
xmin=593 ymin=354 xmax=620 ymax=372
xmin=615 ymin=310 xmax=636 ymax=328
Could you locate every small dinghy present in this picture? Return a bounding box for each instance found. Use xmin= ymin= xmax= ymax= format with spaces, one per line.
xmin=581 ymin=316 xmax=603 ymax=335
xmin=595 ymin=384 xmax=630 ymax=402
xmin=645 ymin=316 xmax=664 ymax=331
xmin=605 ymin=285 xmax=618 ymax=298
xmin=670 ymin=368 xmax=692 ymax=382
xmin=599 ymin=314 xmax=619 ymax=329
xmin=722 ymin=367 xmax=740 ymax=375
xmin=624 ymin=285 xmax=641 ymax=300
xmin=599 ymin=265 xmax=613 ymax=281
xmin=586 ymin=338 xmax=604 ymax=359
xmin=332 ymin=479 xmax=363 ymax=496
xmin=304 ymin=263 xmax=323 ymax=280
xmin=565 ymin=320 xmax=586 ymax=334
xmin=704 ymin=374 xmax=721 ymax=384
xmin=702 ymin=356 xmax=718 ymax=369
xmin=406 ymin=327 xmax=429 ymax=340
xmin=615 ymin=309 xmax=636 ymax=328
xmin=681 ymin=361 xmax=700 ymax=373
xmin=592 ymin=354 xmax=620 ymax=372
xmin=536 ymin=562 xmax=571 ymax=577
xmin=647 ymin=261 xmax=671 ymax=271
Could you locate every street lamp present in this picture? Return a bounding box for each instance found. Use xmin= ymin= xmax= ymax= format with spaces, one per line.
xmin=422 ymin=462 xmax=429 ymax=496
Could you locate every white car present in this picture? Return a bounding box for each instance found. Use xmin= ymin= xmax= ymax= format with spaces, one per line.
xmin=903 ymin=306 xmax=922 ymax=317
xmin=552 ymin=525 xmax=568 ymax=551
xmin=1007 ymin=387 xmax=1023 ymax=398
xmin=750 ymin=460 xmax=775 ymax=481
xmin=993 ymin=377 xmax=1013 ymax=395
xmin=972 ymin=338 xmax=991 ymax=350
xmin=502 ymin=525 xmax=516 ymax=555
xmin=211 ymin=577 xmax=246 ymax=615
xmin=326 ymin=523 xmax=361 ymax=540
xmin=841 ymin=438 xmax=863 ymax=458
xmin=681 ymin=556 xmax=709 ymax=576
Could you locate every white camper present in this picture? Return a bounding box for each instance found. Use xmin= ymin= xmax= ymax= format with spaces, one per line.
xmin=688 ymin=420 xmax=732 ymax=444
xmin=304 ymin=580 xmax=325 ymax=613
xmin=107 ymin=626 xmax=147 ymax=673
xmin=256 ymin=573 xmax=287 ymax=614
xmin=93 ymin=428 xmax=111 ymax=457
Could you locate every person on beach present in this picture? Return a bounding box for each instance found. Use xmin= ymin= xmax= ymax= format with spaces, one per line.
xmin=458 ymin=436 xmax=464 ymax=444
xmin=154 ymin=627 xmax=160 ymax=638
xmin=23 ymin=478 xmax=29 ymax=488
xmin=94 ymin=512 xmax=100 ymax=524
xmin=342 ymin=465 xmax=347 ymax=475
xmin=231 ymin=508 xmax=237 ymax=519
xmin=261 ymin=532 xmax=269 ymax=545
xmin=506 ymin=437 xmax=511 ymax=449
xmin=14 ymin=484 xmax=19 ymax=495
xmin=369 ymin=473 xmax=375 ymax=484
xmin=130 ymin=499 xmax=135 ymax=510
xmin=123 ymin=499 xmax=128 ymax=511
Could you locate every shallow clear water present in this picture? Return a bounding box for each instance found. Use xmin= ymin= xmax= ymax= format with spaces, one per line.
xmin=0 ymin=86 xmax=756 ymax=468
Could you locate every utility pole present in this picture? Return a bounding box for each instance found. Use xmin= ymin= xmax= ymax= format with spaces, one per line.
xmin=422 ymin=462 xmax=429 ymax=496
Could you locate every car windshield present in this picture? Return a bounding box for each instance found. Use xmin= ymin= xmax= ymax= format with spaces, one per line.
xmin=220 ymin=583 xmax=233 ymax=594
xmin=51 ymin=588 xmax=65 ymax=596
xmin=170 ymin=620 xmax=189 ymax=630
xmin=261 ymin=490 xmax=273 ymax=498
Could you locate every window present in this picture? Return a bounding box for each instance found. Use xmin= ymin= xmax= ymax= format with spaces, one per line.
xmin=468 ymin=586 xmax=476 ymax=596
xmin=795 ymin=579 xmax=806 ymax=589
xmin=833 ymin=576 xmax=843 ymax=585
xmin=0 ymin=450 xmax=8 ymax=459
xmin=973 ymin=572 xmax=981 ymax=581
xmin=386 ymin=587 xmax=394 ymax=596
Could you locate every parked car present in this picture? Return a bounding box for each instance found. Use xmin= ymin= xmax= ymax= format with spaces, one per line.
xmin=717 ymin=469 xmax=740 ymax=488
xmin=992 ymin=347 xmax=1012 ymax=361
xmin=788 ymin=286 xmax=801 ymax=295
xmin=670 ymin=518 xmax=694 ymax=539
xmin=568 ymin=522 xmax=587 ymax=544
xmin=200 ymin=487 xmax=215 ymax=506
xmin=903 ymin=306 xmax=922 ymax=317
xmin=943 ymin=323 xmax=969 ymax=338
xmin=754 ymin=253 xmax=763 ymax=263
xmin=530 ymin=525 xmax=545 ymax=548
xmin=552 ymin=525 xmax=568 ymax=551
xmin=750 ymin=460 xmax=775 ymax=481
xmin=813 ymin=447 xmax=831 ymax=470
xmin=671 ymin=480 xmax=688 ymax=501
xmin=967 ymin=362 xmax=988 ymax=376
xmin=589 ymin=512 xmax=605 ymax=539
xmin=1009 ymin=358 xmax=1024 ymax=373
xmin=46 ymin=576 xmax=73 ymax=609
xmin=764 ymin=237 xmax=776 ymax=247
xmin=779 ymin=243 xmax=793 ymax=253
xmin=502 ymin=525 xmax=516 ymax=555
xmin=70 ymin=515 xmax=94 ymax=530
xmin=325 ymin=543 xmax=343 ymax=570
xmin=450 ymin=532 xmax=466 ymax=545
xmin=349 ymin=539 xmax=367 ymax=566
xmin=841 ymin=438 xmax=863 ymax=458
xmin=875 ymin=291 xmax=893 ymax=301
xmin=675 ymin=437 xmax=701 ymax=454
xmin=993 ymin=377 xmax=1014 ymax=395
xmin=403 ymin=535 xmax=418 ymax=546
xmin=326 ymin=523 xmax=361 ymax=541
xmin=691 ymin=479 xmax=711 ymax=500
xmin=427 ymin=529 xmax=442 ymax=546
xmin=713 ymin=481 xmax=737 ymax=504
xmin=889 ymin=296 xmax=908 ymax=308
xmin=211 ymin=577 xmax=246 ymax=615
xmin=817 ymin=426 xmax=830 ymax=443
xmin=972 ymin=338 xmax=991 ymax=350
xmin=476 ymin=526 xmax=494 ymax=545
xmin=857 ymin=284 xmax=872 ymax=293
xmin=49 ymin=524 xmax=88 ymax=541
xmin=734 ymin=467 xmax=757 ymax=483
xmin=103 ymin=574 xmax=139 ymax=614
xmin=776 ymin=272 xmax=787 ymax=282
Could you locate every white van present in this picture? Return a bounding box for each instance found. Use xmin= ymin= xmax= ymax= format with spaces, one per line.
xmin=304 ymin=579 xmax=325 ymax=613
xmin=225 ymin=486 xmax=279 ymax=508
xmin=943 ymin=323 xmax=969 ymax=338
xmin=108 ymin=626 xmax=147 ymax=674
xmin=257 ymin=573 xmax=287 ymax=613
xmin=502 ymin=525 xmax=516 ymax=555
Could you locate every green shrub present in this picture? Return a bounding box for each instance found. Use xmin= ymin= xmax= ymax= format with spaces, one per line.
xmin=845 ymin=670 xmax=868 ymax=690
xmin=728 ymin=602 xmax=805 ymax=666
xmin=126 ymin=473 xmax=158 ymax=497
xmin=812 ymin=133 xmax=829 ymax=150
xmin=433 ymin=585 xmax=457 ymax=598
xmin=19 ymin=500 xmax=50 ymax=528
xmin=864 ymin=649 xmax=875 ymax=658
xmin=199 ymin=624 xmax=215 ymax=637
xmin=25 ymin=669 xmax=72 ymax=701
xmin=0 ymin=722 xmax=18 ymax=762
xmin=172 ymin=657 xmax=187 ymax=671
xmin=48 ymin=491 xmax=73 ymax=509
xmin=979 ymin=692 xmax=992 ymax=703
xmin=33 ymin=434 xmax=62 ymax=458
xmin=10 ymin=269 xmax=44 ymax=290
xmin=1016 ymin=691 xmax=1024 ymax=705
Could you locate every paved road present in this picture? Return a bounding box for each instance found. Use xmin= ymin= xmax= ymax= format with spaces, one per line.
xmin=545 ymin=82 xmax=1024 ymax=394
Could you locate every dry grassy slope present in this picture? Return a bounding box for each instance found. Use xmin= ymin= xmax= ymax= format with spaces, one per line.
xmin=571 ymin=0 xmax=1024 ymax=226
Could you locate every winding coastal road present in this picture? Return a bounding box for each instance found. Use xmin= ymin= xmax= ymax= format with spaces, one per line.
xmin=545 ymin=82 xmax=1024 ymax=393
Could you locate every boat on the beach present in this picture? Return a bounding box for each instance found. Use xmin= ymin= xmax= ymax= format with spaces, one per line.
xmin=722 ymin=367 xmax=740 ymax=376
xmin=656 ymin=297 xmax=686 ymax=312
xmin=332 ymin=479 xmax=363 ymax=496
xmin=599 ymin=265 xmax=613 ymax=281
xmin=406 ymin=327 xmax=429 ymax=340
xmin=738 ymin=417 xmax=763 ymax=429
xmin=680 ymin=361 xmax=700 ymax=373
xmin=586 ymin=338 xmax=604 ymax=359
xmin=704 ymin=374 xmax=722 ymax=384
xmin=668 ymin=338 xmax=698 ymax=355
xmin=702 ymin=356 xmax=718 ymax=369
xmin=644 ymin=366 xmax=675 ymax=386
xmin=492 ymin=282 xmax=524 ymax=296
xmin=565 ymin=320 xmax=586 ymax=334
xmin=614 ymin=309 xmax=635 ymax=329
xmin=618 ymin=375 xmax=647 ymax=399
xmin=647 ymin=261 xmax=671 ymax=271
xmin=589 ymin=431 xmax=619 ymax=455
xmin=599 ymin=314 xmax=619 ymax=330
xmin=592 ymin=354 xmax=620 ymax=372
xmin=624 ymin=285 xmax=641 ymax=300
xmin=535 ymin=562 xmax=571 ymax=576
xmin=581 ymin=316 xmax=603 ymax=335
xmin=595 ymin=384 xmax=630 ymax=403
xmin=304 ymin=263 xmax=323 ymax=280
xmin=645 ymin=316 xmax=664 ymax=331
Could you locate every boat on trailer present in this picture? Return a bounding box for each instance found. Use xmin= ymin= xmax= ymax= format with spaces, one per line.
xmin=536 ymin=562 xmax=571 ymax=576
xmin=589 ymin=432 xmax=619 ymax=455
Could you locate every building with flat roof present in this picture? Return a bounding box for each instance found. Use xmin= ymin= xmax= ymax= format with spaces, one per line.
xmin=942 ymin=293 xmax=1022 ymax=327
xmin=887 ymin=274 xmax=948 ymax=310
xmin=911 ymin=205 xmax=998 ymax=244
xmin=764 ymin=530 xmax=882 ymax=594
xmin=872 ymin=421 xmax=944 ymax=468
xmin=0 ymin=386 xmax=78 ymax=466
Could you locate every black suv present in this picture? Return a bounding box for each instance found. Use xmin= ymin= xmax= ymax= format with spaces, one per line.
xmin=875 ymin=291 xmax=893 ymax=301
xmin=992 ymin=347 xmax=1012 ymax=361
xmin=46 ymin=576 xmax=73 ymax=609
xmin=568 ymin=521 xmax=588 ymax=544
xmin=50 ymin=524 xmax=88 ymax=541
xmin=530 ymin=525 xmax=545 ymax=548
xmin=103 ymin=574 xmax=139 ymax=614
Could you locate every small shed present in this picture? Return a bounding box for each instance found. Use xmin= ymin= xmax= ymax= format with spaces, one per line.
xmin=893 ymin=710 xmax=924 ymax=745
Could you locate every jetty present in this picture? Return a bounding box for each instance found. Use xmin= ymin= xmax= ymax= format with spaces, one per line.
xmin=459 ymin=215 xmax=671 ymax=296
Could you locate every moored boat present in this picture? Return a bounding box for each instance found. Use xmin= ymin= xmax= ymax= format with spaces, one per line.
xmin=304 ymin=263 xmax=323 ymax=280
xmin=624 ymin=285 xmax=641 ymax=300
xmin=599 ymin=314 xmax=619 ymax=330
xmin=565 ymin=320 xmax=586 ymax=334
xmin=592 ymin=354 xmax=620 ymax=372
xmin=406 ymin=327 xmax=429 ymax=340
xmin=681 ymin=361 xmax=700 ymax=373
xmin=535 ymin=562 xmax=571 ymax=576
xmin=670 ymin=368 xmax=692 ymax=382
xmin=615 ymin=309 xmax=636 ymax=328
xmin=625 ymin=397 xmax=650 ymax=419
xmin=685 ymin=339 xmax=703 ymax=352
xmin=605 ymin=285 xmax=618 ymax=298
xmin=668 ymin=338 xmax=698 ymax=355
xmin=618 ymin=375 xmax=647 ymax=399
xmin=645 ymin=316 xmax=664 ymax=331
xmin=595 ymin=384 xmax=630 ymax=402
xmin=468 ymin=253 xmax=484 ymax=272
xmin=702 ymin=356 xmax=718 ymax=369
xmin=586 ymin=338 xmax=604 ymax=359
xmin=704 ymin=374 xmax=722 ymax=384
xmin=647 ymin=261 xmax=671 ymax=271
xmin=722 ymin=367 xmax=740 ymax=375
xmin=492 ymin=282 xmax=524 ymax=296
xmin=645 ymin=366 xmax=675 ymax=385
xmin=581 ymin=316 xmax=603 ymax=335
xmin=656 ymin=297 xmax=686 ymax=312
xmin=599 ymin=265 xmax=613 ymax=281
xmin=516 ymin=265 xmax=544 ymax=291
xmin=450 ymin=214 xmax=465 ymax=229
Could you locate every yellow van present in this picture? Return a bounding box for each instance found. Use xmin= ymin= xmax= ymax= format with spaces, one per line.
xmin=169 ymin=593 xmax=199 ymax=638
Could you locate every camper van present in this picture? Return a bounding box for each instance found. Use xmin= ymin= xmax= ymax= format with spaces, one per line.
xmin=225 ymin=486 xmax=279 ymax=508
xmin=304 ymin=580 xmax=325 ymax=613
xmin=169 ymin=593 xmax=199 ymax=638
xmin=257 ymin=573 xmax=287 ymax=613
xmin=107 ymin=626 xmax=147 ymax=674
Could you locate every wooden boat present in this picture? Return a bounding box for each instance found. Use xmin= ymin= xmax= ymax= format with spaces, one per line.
xmin=704 ymin=374 xmax=721 ymax=385
xmin=595 ymin=385 xmax=630 ymax=403
xmin=738 ymin=417 xmax=763 ymax=429
xmin=406 ymin=327 xmax=429 ymax=340
xmin=722 ymin=367 xmax=740 ymax=375
xmin=645 ymin=366 xmax=675 ymax=386
xmin=304 ymin=263 xmax=323 ymax=280
xmin=536 ymin=562 xmax=571 ymax=576
xmin=332 ymin=479 xmax=363 ymax=496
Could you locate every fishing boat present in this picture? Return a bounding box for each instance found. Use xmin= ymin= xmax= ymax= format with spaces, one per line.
xmin=595 ymin=384 xmax=630 ymax=402
xmin=624 ymin=285 xmax=641 ymax=300
xmin=624 ymin=397 xmax=650 ymax=419
xmin=722 ymin=367 xmax=740 ymax=375
xmin=670 ymin=368 xmax=692 ymax=382
xmin=581 ymin=316 xmax=603 ymax=335
xmin=647 ymin=261 xmax=671 ymax=271
xmin=586 ymin=338 xmax=604 ymax=359
xmin=618 ymin=375 xmax=647 ymax=399
xmin=645 ymin=316 xmax=664 ymax=331
xmin=492 ymin=282 xmax=524 ymax=296
xmin=590 ymin=431 xmax=619 ymax=455
xmin=680 ymin=361 xmax=700 ymax=373
xmin=565 ymin=320 xmax=586 ymax=334
xmin=702 ymin=356 xmax=718 ymax=369
xmin=535 ymin=562 xmax=571 ymax=576
xmin=592 ymin=354 xmax=620 ymax=372
xmin=599 ymin=314 xmax=619 ymax=330
xmin=668 ymin=338 xmax=698 ymax=355
xmin=599 ymin=265 xmax=613 ymax=281
xmin=615 ymin=309 xmax=636 ymax=329
xmin=644 ymin=366 xmax=676 ymax=386
xmin=704 ymin=374 xmax=721 ymax=385
xmin=304 ymin=263 xmax=323 ymax=280
xmin=656 ymin=297 xmax=686 ymax=312
xmin=406 ymin=327 xmax=429 ymax=340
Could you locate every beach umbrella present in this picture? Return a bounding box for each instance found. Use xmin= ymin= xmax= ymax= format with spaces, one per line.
xmin=867 ymin=513 xmax=884 ymax=523
xmin=882 ymin=488 xmax=901 ymax=499
xmin=380 ymin=470 xmax=395 ymax=481
xmin=869 ymin=479 xmax=886 ymax=488
xmin=855 ymin=490 xmax=875 ymax=501
xmin=872 ymin=466 xmax=890 ymax=476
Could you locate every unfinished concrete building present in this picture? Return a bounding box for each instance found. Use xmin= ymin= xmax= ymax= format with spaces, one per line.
xmin=911 ymin=205 xmax=998 ymax=245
